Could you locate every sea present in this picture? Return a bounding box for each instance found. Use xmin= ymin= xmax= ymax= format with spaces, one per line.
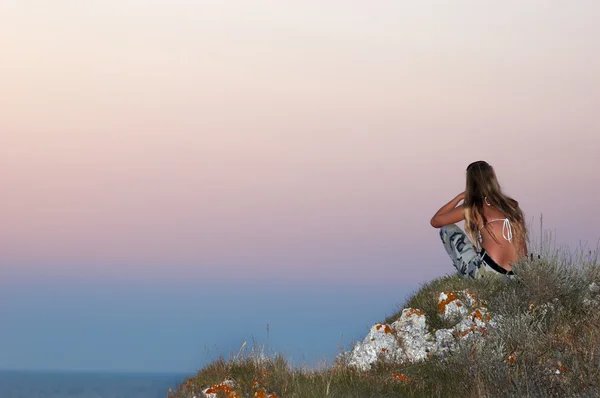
xmin=0 ymin=371 xmax=188 ymax=398
xmin=0 ymin=282 xmax=417 ymax=397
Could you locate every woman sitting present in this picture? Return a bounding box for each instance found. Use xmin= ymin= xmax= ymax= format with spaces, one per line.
xmin=430 ymin=161 xmax=528 ymax=278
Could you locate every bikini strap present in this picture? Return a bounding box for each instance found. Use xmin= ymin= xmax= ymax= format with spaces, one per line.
xmin=501 ymin=218 xmax=513 ymax=242
xmin=479 ymin=218 xmax=513 ymax=242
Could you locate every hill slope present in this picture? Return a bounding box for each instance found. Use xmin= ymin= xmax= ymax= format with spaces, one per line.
xmin=169 ymin=249 xmax=600 ymax=398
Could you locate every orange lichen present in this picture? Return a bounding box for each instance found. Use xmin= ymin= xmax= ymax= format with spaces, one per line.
xmin=381 ymin=348 xmax=387 ymax=352
xmin=404 ymin=308 xmax=425 ymax=316
xmin=392 ymin=373 xmax=412 ymax=383
xmin=375 ymin=324 xmax=394 ymax=334
xmin=463 ymin=289 xmax=484 ymax=307
xmin=465 ymin=290 xmax=477 ymax=302
xmin=472 ymin=309 xmax=484 ymax=321
xmin=470 ymin=308 xmax=492 ymax=323
xmin=205 ymin=381 xmax=240 ymax=398
xmin=459 ymin=327 xmax=475 ymax=337
xmin=438 ymin=291 xmax=460 ymax=314
xmin=456 ymin=325 xmax=484 ymax=338
xmin=254 ymin=388 xmax=278 ymax=398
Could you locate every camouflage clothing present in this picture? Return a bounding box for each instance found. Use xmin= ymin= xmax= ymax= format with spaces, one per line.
xmin=439 ymin=224 xmax=514 ymax=279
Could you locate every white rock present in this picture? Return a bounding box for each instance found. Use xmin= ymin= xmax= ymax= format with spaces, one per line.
xmin=450 ymin=302 xmax=493 ymax=340
xmin=434 ymin=329 xmax=455 ymax=354
xmin=453 ymin=317 xmax=479 ymax=339
xmin=202 ymin=389 xmax=216 ymax=398
xmin=470 ymin=307 xmax=492 ymax=329
xmin=201 ymin=378 xmax=238 ymax=398
xmin=438 ymin=291 xmax=470 ymax=321
xmin=392 ymin=309 xmax=434 ymax=362
xmin=589 ymin=282 xmax=600 ymax=294
xmin=345 ymin=290 xmax=498 ymax=371
xmin=347 ymin=322 xmax=403 ymax=371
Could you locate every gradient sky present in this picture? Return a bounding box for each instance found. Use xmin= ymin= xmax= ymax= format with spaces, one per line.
xmin=1 ymin=1 xmax=599 ymax=372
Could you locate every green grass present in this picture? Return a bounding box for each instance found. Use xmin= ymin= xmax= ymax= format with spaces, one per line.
xmin=169 ymin=244 xmax=600 ymax=397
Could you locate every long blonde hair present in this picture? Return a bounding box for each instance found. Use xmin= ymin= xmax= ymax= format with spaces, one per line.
xmin=463 ymin=161 xmax=528 ymax=253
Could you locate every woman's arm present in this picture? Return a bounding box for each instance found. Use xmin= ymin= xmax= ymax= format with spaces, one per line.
xmin=430 ymin=192 xmax=466 ymax=228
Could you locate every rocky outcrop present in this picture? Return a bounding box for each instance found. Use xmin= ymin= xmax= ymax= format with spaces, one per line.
xmin=346 ymin=308 xmax=431 ymax=371
xmin=345 ymin=289 xmax=495 ymax=371
xmin=197 ymin=377 xmax=279 ymax=398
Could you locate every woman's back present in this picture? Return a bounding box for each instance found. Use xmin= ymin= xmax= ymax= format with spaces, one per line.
xmin=478 ymin=205 xmax=519 ymax=270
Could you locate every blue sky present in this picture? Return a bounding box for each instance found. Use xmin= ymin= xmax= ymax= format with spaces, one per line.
xmin=0 ymin=280 xmax=414 ymax=372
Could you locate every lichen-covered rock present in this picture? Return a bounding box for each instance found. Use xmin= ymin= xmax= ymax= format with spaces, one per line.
xmin=452 ymin=307 xmax=493 ymax=339
xmin=345 ymin=289 xmax=497 ymax=371
xmin=436 ymin=290 xmax=494 ymax=339
xmin=346 ymin=308 xmax=437 ymax=370
xmin=199 ymin=377 xmax=278 ymax=398
xmin=347 ymin=322 xmax=403 ymax=371
xmin=434 ymin=328 xmax=455 ymax=355
xmin=202 ymin=378 xmax=240 ymax=398
xmin=253 ymin=387 xmax=279 ymax=398
xmin=438 ymin=290 xmax=476 ymax=321
xmin=391 ymin=308 xmax=433 ymax=362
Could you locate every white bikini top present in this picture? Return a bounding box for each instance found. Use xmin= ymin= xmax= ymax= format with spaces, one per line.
xmin=479 ymin=218 xmax=513 ymax=242
xmin=478 ymin=197 xmax=514 ymax=242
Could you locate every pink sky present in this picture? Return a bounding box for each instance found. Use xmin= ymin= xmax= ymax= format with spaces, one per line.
xmin=2 ymin=1 xmax=599 ymax=285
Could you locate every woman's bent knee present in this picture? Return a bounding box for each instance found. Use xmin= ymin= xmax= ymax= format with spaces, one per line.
xmin=439 ymin=223 xmax=460 ymax=239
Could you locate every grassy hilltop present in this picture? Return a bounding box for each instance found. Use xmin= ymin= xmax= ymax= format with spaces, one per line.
xmin=169 ymin=244 xmax=600 ymax=398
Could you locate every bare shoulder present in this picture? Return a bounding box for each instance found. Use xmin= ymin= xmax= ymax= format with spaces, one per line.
xmin=483 ymin=204 xmax=508 ymax=220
